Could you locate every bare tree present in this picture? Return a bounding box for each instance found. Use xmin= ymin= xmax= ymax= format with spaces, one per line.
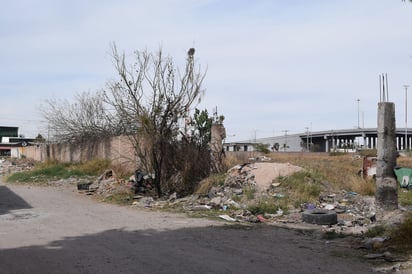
xmin=42 ymin=91 xmax=119 ymax=144
xmin=104 ymin=44 xmax=206 ymax=196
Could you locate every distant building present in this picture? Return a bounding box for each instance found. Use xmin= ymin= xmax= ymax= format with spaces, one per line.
xmin=0 ymin=126 xmax=34 ymax=157
xmin=0 ymin=126 xmax=19 ymax=156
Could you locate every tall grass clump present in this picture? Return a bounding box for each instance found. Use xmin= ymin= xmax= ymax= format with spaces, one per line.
xmin=388 ymin=213 xmax=412 ymax=251
xmin=195 ymin=173 xmax=226 ymax=195
xmin=70 ymin=159 xmax=111 ymax=176
xmin=277 ymin=171 xmax=323 ymax=208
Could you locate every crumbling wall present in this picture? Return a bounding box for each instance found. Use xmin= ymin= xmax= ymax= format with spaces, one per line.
xmin=23 ymin=135 xmax=137 ymax=171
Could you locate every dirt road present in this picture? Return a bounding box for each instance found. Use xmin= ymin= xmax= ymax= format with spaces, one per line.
xmin=0 ymin=181 xmax=375 ymax=274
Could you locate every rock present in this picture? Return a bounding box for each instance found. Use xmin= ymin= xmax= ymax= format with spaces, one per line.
xmin=210 ymin=196 xmax=222 ymax=205
xmin=168 ymin=192 xmax=177 ymax=202
xmin=232 ymin=188 xmax=243 ymax=195
xmin=226 ymin=199 xmax=241 ymax=209
xmin=324 ymin=204 xmax=335 ymax=210
xmin=208 ymin=187 xmax=220 ymax=198
xmin=138 ymin=197 xmax=154 ymax=207
xmin=360 ymin=237 xmax=386 ymax=250
xmin=184 ymin=205 xmax=212 ymax=211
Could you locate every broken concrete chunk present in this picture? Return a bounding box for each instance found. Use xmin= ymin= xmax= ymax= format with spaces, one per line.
xmin=184 ymin=205 xmax=212 ymax=211
xmin=219 ymin=214 xmax=237 ymax=222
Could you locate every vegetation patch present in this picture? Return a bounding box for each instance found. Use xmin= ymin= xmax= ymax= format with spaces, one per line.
xmin=248 ymin=197 xmax=288 ymax=215
xmin=388 ymin=213 xmax=412 ymax=251
xmin=277 ymin=171 xmax=322 ymax=208
xmin=398 ymin=188 xmax=412 ymax=207
xmin=364 ymin=224 xmax=388 ymax=238
xmin=6 ymin=159 xmax=110 ymax=183
xmin=102 ymin=192 xmax=135 ymax=206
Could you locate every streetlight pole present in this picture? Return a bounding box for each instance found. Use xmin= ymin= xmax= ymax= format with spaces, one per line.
xmin=406 ymin=86 xmax=408 ymax=150
xmin=282 ymin=130 xmax=289 ymax=152
xmin=305 ymin=127 xmax=309 ymax=152
xmin=356 ymin=99 xmax=360 ymax=129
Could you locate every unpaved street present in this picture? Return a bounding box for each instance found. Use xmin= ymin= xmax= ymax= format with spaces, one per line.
xmin=0 ymin=181 xmax=375 ymax=274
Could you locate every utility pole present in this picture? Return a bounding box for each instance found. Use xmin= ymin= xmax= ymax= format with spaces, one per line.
xmin=405 ymin=84 xmax=410 ymax=150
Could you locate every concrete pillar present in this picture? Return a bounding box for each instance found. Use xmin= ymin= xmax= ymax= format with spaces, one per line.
xmin=376 ymin=102 xmax=398 ymax=210
xmin=210 ymin=123 xmax=226 ymax=173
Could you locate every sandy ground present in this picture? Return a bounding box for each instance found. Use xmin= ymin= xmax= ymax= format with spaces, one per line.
xmin=0 ymin=180 xmax=377 ymax=274
xmin=248 ymin=162 xmax=304 ymax=191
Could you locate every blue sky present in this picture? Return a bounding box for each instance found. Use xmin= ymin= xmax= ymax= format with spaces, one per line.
xmin=1 ymin=0 xmax=411 ymax=141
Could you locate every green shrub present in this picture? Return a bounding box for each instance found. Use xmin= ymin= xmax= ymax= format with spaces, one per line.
xmin=248 ymin=197 xmax=288 ymax=215
xmin=6 ymin=159 xmax=110 ymax=183
xmin=364 ymin=225 xmax=388 ymax=238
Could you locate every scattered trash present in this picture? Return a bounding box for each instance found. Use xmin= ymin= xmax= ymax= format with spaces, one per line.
xmin=276 ymin=208 xmax=284 ymax=216
xmin=256 ymin=214 xmax=267 ymax=223
xmin=303 ymin=203 xmax=316 ymax=210
xmin=219 ymin=214 xmax=237 ymax=222
xmin=302 ymin=209 xmax=338 ymax=225
xmin=394 ymin=167 xmax=412 ymax=188
xmin=358 ymin=156 xmax=377 ymax=179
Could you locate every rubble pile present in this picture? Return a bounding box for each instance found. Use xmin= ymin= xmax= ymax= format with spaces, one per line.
xmin=79 ymin=169 xmax=132 ymax=196
xmin=0 ymin=158 xmax=34 ymax=175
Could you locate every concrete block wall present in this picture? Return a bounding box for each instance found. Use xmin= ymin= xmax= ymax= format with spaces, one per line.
xmin=23 ymin=135 xmax=137 ymax=171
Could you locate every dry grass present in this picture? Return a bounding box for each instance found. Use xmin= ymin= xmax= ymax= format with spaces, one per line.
xmin=224 ymin=152 xmax=412 ymax=209
xmin=226 ymin=152 xmax=373 ymax=195
xmin=194 ymin=174 xmax=226 ymax=195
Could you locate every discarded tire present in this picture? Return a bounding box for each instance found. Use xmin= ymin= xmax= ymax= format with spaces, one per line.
xmin=302 ymin=209 xmax=338 ymax=225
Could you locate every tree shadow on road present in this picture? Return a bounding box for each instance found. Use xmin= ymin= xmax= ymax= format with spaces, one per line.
xmin=0 ymin=224 xmax=375 ymax=274
xmin=0 ymin=185 xmax=32 ymax=215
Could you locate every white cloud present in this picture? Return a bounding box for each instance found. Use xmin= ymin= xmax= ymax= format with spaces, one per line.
xmin=1 ymin=0 xmax=411 ymax=139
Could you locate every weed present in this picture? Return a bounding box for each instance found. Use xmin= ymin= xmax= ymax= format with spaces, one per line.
xmin=102 ymin=192 xmax=134 ymax=205
xmin=277 ymin=171 xmax=322 ymax=207
xmin=243 ymin=186 xmax=256 ymax=200
xmin=388 ymin=213 xmax=412 ymax=250
xmin=364 ymin=225 xmax=388 ymax=238
xmin=195 ymin=174 xmax=226 ymax=195
xmin=346 ymin=176 xmax=376 ymax=196
xmin=323 ymin=230 xmax=345 ymax=240
xmin=248 ymin=197 xmax=288 ymax=215
xmin=6 ymin=163 xmax=83 ymax=183
xmin=6 ymin=159 xmax=110 ymax=183
xmin=398 ymin=188 xmax=412 ymax=206
xmin=71 ymin=159 xmax=111 ymax=176
xmin=329 ymin=151 xmax=347 ymax=156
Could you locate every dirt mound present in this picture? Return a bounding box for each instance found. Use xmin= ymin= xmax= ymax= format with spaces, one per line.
xmin=248 ymin=162 xmax=304 ymax=191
